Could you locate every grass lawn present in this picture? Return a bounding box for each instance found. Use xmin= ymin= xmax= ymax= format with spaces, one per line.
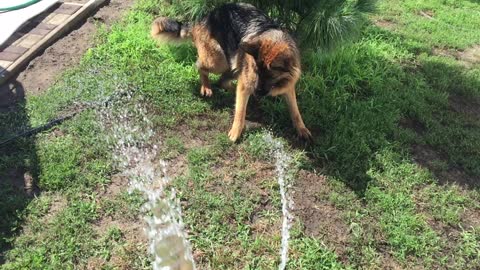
xmin=1 ymin=0 xmax=480 ymax=269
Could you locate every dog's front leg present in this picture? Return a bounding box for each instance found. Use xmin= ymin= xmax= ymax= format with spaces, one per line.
xmin=228 ymin=83 xmax=251 ymax=141
xmin=199 ymin=69 xmax=213 ymax=97
xmin=284 ymin=88 xmax=312 ymax=140
xmin=228 ymin=56 xmax=256 ymax=141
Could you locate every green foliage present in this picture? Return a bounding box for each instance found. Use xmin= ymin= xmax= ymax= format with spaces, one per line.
xmin=289 ymin=229 xmax=347 ymax=269
xmin=243 ymin=131 xmax=272 ymax=161
xmin=36 ymin=112 xmax=111 ymax=191
xmin=37 ymin=135 xmax=82 ymax=190
xmin=3 ymin=199 xmax=98 ymax=269
xmin=161 ymin=0 xmax=376 ymax=49
xmin=377 ymin=0 xmax=480 ymax=49
xmin=367 ymin=150 xmax=440 ymax=260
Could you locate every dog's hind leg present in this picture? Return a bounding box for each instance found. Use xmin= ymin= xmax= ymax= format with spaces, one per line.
xmin=192 ymin=25 xmax=229 ymax=97
xmin=284 ymin=88 xmax=312 ymax=140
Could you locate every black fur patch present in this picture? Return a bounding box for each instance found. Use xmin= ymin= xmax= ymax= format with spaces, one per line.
xmin=162 ymin=18 xmax=183 ymax=36
xmin=203 ymin=3 xmax=279 ymax=63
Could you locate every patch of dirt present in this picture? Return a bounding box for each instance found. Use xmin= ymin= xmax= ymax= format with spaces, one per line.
xmin=432 ymin=45 xmax=480 ymax=68
xmin=43 ymin=194 xmax=68 ymax=221
xmin=449 ymin=93 xmax=480 ymax=123
xmin=17 ymin=193 xmax=67 ymax=239
xmin=418 ymin=10 xmax=435 ymax=19
xmin=98 ymin=174 xmax=128 ymax=197
xmin=242 ymin=161 xmax=278 ymax=227
xmin=0 ymin=0 xmax=134 ymax=108
xmin=462 ymin=208 xmax=480 ymax=229
xmin=410 ymin=144 xmax=479 ymax=188
xmin=89 ymin=215 xmax=148 ymax=269
xmin=293 ymin=170 xmax=352 ymax=261
xmin=458 ymin=45 xmax=480 ymax=66
xmin=374 ymin=19 xmax=397 ymax=30
xmin=380 ymin=253 xmax=404 ymax=270
xmin=211 ymin=151 xmax=279 ymax=228
xmin=166 ymin=155 xmax=188 ymax=179
xmin=90 ymin=173 xmax=148 ymax=269
xmin=399 ymin=117 xmax=426 ymax=135
xmin=432 ymin=47 xmax=456 ymax=58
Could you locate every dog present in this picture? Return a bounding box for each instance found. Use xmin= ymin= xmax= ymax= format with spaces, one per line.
xmin=151 ymin=3 xmax=312 ymax=142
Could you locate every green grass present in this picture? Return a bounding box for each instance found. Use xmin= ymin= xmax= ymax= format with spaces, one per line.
xmin=1 ymin=0 xmax=480 ymax=268
xmin=376 ymin=0 xmax=480 ymax=49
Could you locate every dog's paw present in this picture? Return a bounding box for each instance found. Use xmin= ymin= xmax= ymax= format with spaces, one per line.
xmin=297 ymin=127 xmax=313 ymax=141
xmin=200 ymin=86 xmax=213 ymax=97
xmin=228 ymin=125 xmax=243 ymax=142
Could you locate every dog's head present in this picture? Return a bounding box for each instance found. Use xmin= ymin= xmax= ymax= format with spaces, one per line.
xmin=240 ymin=35 xmax=300 ymax=95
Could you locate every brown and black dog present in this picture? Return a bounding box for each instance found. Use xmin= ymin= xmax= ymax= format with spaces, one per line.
xmin=151 ymin=3 xmax=311 ymax=142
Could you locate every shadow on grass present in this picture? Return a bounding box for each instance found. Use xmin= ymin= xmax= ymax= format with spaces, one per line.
xmin=0 ymin=76 xmax=40 ymax=263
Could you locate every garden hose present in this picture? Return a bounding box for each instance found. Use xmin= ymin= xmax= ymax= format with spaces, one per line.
xmin=0 ymin=0 xmax=42 ymax=11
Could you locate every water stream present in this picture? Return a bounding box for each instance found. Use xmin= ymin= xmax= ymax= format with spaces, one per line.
xmin=99 ymin=98 xmax=196 ymax=270
xmin=263 ymin=133 xmax=295 ymax=270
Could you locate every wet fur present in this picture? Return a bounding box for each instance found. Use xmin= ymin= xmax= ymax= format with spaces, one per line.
xmin=151 ymin=3 xmax=311 ymax=141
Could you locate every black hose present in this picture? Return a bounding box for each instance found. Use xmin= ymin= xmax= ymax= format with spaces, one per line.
xmin=0 ymin=112 xmax=77 ymax=147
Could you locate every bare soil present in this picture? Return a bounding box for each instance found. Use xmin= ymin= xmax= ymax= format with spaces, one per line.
xmin=90 ymin=215 xmax=147 ymax=269
xmin=374 ymin=19 xmax=397 ymax=30
xmin=411 ymin=143 xmax=479 ymax=188
xmin=449 ymin=93 xmax=480 ymax=123
xmin=432 ymin=45 xmax=480 ymax=68
xmin=90 ymin=173 xmax=148 ymax=269
xmin=293 ymin=170 xmax=352 ymax=262
xmin=0 ymin=0 xmax=134 ymax=109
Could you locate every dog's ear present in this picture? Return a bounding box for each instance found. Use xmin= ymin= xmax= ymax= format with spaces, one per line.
xmin=240 ymin=39 xmax=261 ymax=59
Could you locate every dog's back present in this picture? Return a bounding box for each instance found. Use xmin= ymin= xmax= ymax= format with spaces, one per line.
xmin=203 ymin=3 xmax=279 ymax=59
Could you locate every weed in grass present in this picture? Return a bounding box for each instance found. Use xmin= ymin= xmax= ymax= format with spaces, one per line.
xmin=243 ymin=131 xmax=275 ymax=161
xmin=99 ymin=190 xmax=145 ymax=220
xmin=288 ymin=227 xmax=347 ymax=270
xmin=36 ymin=114 xmax=111 ymax=190
xmin=162 ymin=136 xmax=186 ymax=160
xmin=418 ymin=184 xmax=469 ymax=226
xmin=458 ymin=227 xmax=480 ymax=266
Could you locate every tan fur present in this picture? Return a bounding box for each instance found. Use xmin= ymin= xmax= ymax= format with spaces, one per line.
xmin=191 ymin=25 xmax=229 ymax=97
xmin=228 ymin=54 xmax=258 ymax=141
xmin=150 ymin=17 xmax=191 ymax=44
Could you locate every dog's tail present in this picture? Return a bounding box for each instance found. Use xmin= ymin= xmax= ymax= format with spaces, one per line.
xmin=151 ymin=17 xmax=192 ymax=44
